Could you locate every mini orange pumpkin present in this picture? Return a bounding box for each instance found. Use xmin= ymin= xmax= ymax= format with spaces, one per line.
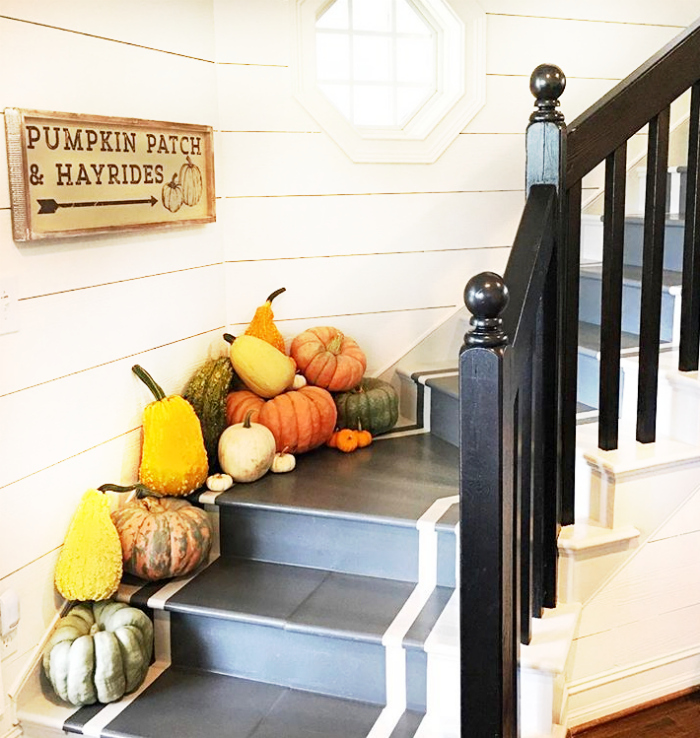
xmin=290 ymin=327 xmax=366 ymax=392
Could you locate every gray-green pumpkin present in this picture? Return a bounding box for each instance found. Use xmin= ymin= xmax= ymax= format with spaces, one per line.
xmin=333 ymin=377 xmax=399 ymax=435
xmin=43 ymin=601 xmax=153 ymax=706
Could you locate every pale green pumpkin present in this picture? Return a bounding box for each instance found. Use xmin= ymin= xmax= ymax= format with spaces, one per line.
xmin=43 ymin=601 xmax=153 ymax=706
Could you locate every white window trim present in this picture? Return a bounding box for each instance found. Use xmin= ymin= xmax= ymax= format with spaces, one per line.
xmin=292 ymin=0 xmax=486 ymax=163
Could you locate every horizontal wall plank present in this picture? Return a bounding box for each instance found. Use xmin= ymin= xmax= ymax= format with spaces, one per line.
xmin=217 ymin=131 xmax=525 ymax=197
xmin=219 ymin=190 xmax=524 ymax=261
xmin=0 ymin=430 xmax=140 ymax=580
xmin=0 ymin=0 xmax=216 ymax=61
xmin=0 ymin=213 xmax=223 ymax=301
xmin=213 ymin=0 xmax=290 ymax=67
xmin=0 ymin=18 xmax=217 ymax=124
xmin=0 ymin=329 xmax=225 ymax=493
xmin=480 ymin=1 xmax=696 ymax=27
xmin=486 ymin=15 xmax=680 ymax=79
xmin=216 ymin=63 xmax=320 ymax=133
xmin=0 ymin=264 xmax=226 ymax=396
xmin=579 ymin=532 xmax=700 ymax=638
xmin=572 ymin=602 xmax=700 ymax=681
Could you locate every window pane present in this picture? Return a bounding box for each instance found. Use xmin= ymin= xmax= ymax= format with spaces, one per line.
xmin=353 ymin=36 xmax=392 ymax=82
xmin=352 ymin=0 xmax=392 ymax=32
xmin=354 ymin=85 xmax=394 ymax=126
xmin=316 ymin=32 xmax=351 ymax=79
xmin=317 ymin=0 xmax=349 ymax=29
xmin=319 ymin=83 xmax=353 ymax=119
xmin=396 ymin=1 xmax=431 ymax=34
xmin=397 ymin=86 xmax=433 ymax=124
xmin=396 ymin=37 xmax=434 ymax=84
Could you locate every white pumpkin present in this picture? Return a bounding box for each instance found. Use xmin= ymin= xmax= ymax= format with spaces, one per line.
xmin=218 ymin=411 xmax=276 ymax=482
xmin=271 ymin=451 xmax=296 ymax=473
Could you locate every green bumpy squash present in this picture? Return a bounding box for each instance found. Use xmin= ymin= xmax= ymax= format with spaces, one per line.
xmin=333 ymin=377 xmax=399 ymax=436
xmin=43 ymin=600 xmax=153 ymax=706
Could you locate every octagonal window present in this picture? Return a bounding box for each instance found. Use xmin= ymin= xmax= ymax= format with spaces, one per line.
xmin=315 ymin=0 xmax=438 ymax=129
xmin=293 ymin=0 xmax=486 ymax=163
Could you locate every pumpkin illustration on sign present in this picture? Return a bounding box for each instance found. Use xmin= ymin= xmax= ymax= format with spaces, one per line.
xmin=161 ymin=173 xmax=183 ymax=213
xmin=179 ymin=156 xmax=203 ymax=206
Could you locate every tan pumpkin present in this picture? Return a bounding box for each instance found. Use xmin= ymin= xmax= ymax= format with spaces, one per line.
xmin=290 ymin=327 xmax=366 ymax=392
xmin=226 ymin=386 xmax=336 ymax=454
xmin=218 ymin=411 xmax=276 ymax=482
xmin=111 ymin=497 xmax=213 ymax=581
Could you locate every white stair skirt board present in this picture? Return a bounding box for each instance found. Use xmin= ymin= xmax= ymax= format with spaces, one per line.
xmin=657 ymin=351 xmax=700 ymax=446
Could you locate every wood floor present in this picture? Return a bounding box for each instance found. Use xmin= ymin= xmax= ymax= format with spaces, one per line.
xmin=573 ymin=690 xmax=700 ymax=737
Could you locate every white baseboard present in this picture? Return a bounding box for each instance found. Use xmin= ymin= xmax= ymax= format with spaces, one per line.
xmin=566 ymin=645 xmax=700 ymax=727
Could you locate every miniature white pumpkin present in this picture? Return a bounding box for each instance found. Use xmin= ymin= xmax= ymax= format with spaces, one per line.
xmin=206 ymin=473 xmax=233 ymax=492
xmin=218 ymin=412 xmax=276 ymax=483
xmin=271 ymin=451 xmax=296 ymax=473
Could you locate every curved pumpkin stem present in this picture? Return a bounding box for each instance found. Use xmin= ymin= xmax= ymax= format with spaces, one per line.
xmin=223 ymin=333 xmax=236 ymax=344
xmin=265 ymin=287 xmax=286 ymax=304
xmin=243 ymin=410 xmax=254 ymax=428
xmin=132 ymin=365 xmax=166 ymax=401
xmin=98 ymin=483 xmax=162 ymax=499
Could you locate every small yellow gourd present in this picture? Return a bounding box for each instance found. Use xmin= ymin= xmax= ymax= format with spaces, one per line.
xmin=54 ymin=489 xmax=123 ymax=601
xmin=244 ymin=288 xmax=287 ymax=353
xmin=224 ymin=334 xmax=295 ymax=399
xmin=133 ymin=365 xmax=209 ymax=496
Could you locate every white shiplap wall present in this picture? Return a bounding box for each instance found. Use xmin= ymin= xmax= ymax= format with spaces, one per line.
xmin=0 ymin=0 xmax=695 ymax=730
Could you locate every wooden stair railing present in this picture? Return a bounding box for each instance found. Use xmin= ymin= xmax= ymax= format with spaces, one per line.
xmin=459 ymin=15 xmax=700 ymax=738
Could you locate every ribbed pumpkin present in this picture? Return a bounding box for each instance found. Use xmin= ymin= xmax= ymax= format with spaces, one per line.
xmin=43 ymin=600 xmax=153 ymax=706
xmin=54 ymin=489 xmax=123 ymax=602
xmin=290 ymin=327 xmax=367 ymax=392
xmin=226 ymin=386 xmax=337 ymax=453
xmin=183 ymin=357 xmax=240 ymax=468
xmin=334 ymin=377 xmax=399 ymax=436
xmin=111 ymin=497 xmax=213 ymax=581
xmin=161 ymin=173 xmax=183 ymax=213
xmin=133 ymin=365 xmax=208 ymax=497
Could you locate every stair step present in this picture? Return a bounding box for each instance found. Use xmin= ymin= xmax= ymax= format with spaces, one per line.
xmin=579 ymin=264 xmax=681 ymax=343
xmin=118 ymin=557 xmax=453 ymax=709
xmin=20 ymin=665 xmax=426 ymax=738
xmin=624 ymin=215 xmax=686 ymax=271
xmin=202 ymin=433 xmax=459 ymax=587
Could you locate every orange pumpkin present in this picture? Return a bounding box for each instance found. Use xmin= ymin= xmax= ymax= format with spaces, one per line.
xmin=290 ymin=327 xmax=366 ymax=392
xmin=111 ymin=497 xmax=212 ymax=581
xmin=226 ymin=386 xmax=337 ymax=453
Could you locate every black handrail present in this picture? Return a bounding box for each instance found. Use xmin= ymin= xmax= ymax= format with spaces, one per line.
xmin=460 ymin=15 xmax=700 ymax=738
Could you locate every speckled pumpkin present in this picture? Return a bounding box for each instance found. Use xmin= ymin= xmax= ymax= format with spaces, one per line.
xmin=290 ymin=327 xmax=366 ymax=392
xmin=225 ymin=386 xmax=337 ymax=453
xmin=111 ymin=497 xmax=213 ymax=581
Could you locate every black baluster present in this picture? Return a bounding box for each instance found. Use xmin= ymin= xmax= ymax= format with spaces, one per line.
xmin=637 ymin=108 xmax=670 ymax=443
xmin=599 ymin=144 xmax=628 ymax=450
xmin=680 ymin=81 xmax=700 ymax=372
xmin=460 ymin=272 xmax=517 ymax=738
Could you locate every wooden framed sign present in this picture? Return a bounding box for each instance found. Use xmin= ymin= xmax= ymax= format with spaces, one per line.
xmin=4 ymin=108 xmax=215 ymax=241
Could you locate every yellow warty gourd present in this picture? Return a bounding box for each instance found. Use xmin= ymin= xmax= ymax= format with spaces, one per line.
xmin=54 ymin=489 xmax=123 ymax=601
xmin=133 ymin=365 xmax=209 ymax=496
xmin=244 ymin=287 xmax=286 ymax=352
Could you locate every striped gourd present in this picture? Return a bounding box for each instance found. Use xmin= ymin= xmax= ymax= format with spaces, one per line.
xmin=333 ymin=377 xmax=399 ymax=436
xmin=183 ymin=357 xmax=238 ymax=469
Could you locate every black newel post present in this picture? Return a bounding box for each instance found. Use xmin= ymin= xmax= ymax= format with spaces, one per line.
xmin=459 ymin=271 xmax=517 ymax=738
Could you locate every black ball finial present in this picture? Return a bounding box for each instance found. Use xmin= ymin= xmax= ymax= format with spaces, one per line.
xmin=529 ymin=64 xmax=565 ymax=123
xmin=463 ymin=272 xmax=508 ymax=347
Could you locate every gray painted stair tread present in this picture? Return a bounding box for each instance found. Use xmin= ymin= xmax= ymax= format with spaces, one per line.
xmin=166 ymin=557 xmax=452 ymax=646
xmin=580 ymin=263 xmax=681 ymax=289
xmin=577 ymin=321 xmax=646 ymax=355
xmin=424 ymin=374 xmax=458 ymax=398
xmin=625 ymin=214 xmax=685 ymax=228
xmin=214 ymin=433 xmax=458 ymax=525
xmin=86 ymin=666 xmax=411 ymax=738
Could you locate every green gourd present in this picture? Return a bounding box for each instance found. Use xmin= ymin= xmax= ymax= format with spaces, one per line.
xmin=43 ymin=601 xmax=153 ymax=706
xmin=333 ymin=377 xmax=399 ymax=436
xmin=183 ymin=357 xmax=240 ymax=468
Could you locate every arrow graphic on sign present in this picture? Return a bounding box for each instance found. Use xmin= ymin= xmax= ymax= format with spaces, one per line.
xmin=37 ymin=196 xmax=158 ymax=215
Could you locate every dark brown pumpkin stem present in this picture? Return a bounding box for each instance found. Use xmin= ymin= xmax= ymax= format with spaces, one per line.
xmin=98 ymin=483 xmax=162 ymax=499
xmin=132 ymin=365 xmax=166 ymax=401
xmin=265 ymin=287 xmax=286 ymax=304
xmin=243 ymin=410 xmax=254 ymax=428
xmin=223 ymin=333 xmax=236 ymax=344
